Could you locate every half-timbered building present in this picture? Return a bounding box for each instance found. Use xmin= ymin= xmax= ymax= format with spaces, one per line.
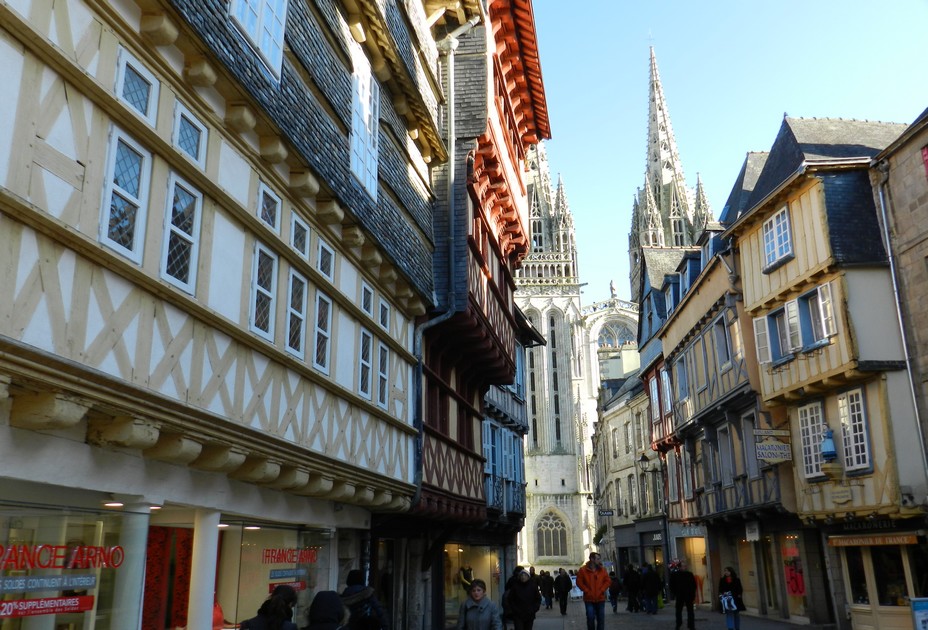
xmin=724 ymin=117 xmax=927 ymax=630
xmin=370 ymin=1 xmax=550 ymax=627
xmin=0 ymin=0 xmax=446 ymax=627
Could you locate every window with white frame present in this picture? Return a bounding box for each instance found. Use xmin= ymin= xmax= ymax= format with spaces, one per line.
xmin=257 ymin=183 xmax=281 ymax=232
xmin=229 ymin=0 xmax=289 ymax=77
xmin=349 ymin=43 xmax=379 ymax=198
xmin=358 ymin=328 xmax=372 ymax=399
xmin=668 ymin=450 xmax=679 ymax=501
xmin=317 ymin=238 xmax=335 ymax=280
xmin=290 ymin=214 xmax=310 ymax=259
xmin=628 ymin=474 xmax=637 ymax=514
xmin=376 ymin=342 xmax=389 ymax=408
xmin=762 ymin=205 xmax=793 ymax=267
xmin=102 ymin=130 xmax=151 ymax=263
xmin=250 ymin=243 xmax=277 ymax=340
xmin=286 ymin=269 xmax=307 ymax=357
xmin=753 ymin=282 xmax=837 ymax=364
xmin=512 ymin=342 xmax=525 ymax=399
xmin=161 ymin=174 xmax=203 ymax=293
xmin=116 ymin=48 xmax=159 ymax=125
xmin=649 ymin=377 xmax=660 ymax=421
xmin=360 ymin=282 xmax=374 ymax=317
xmin=378 ymin=298 xmax=390 ymax=331
xmin=172 ymin=102 xmax=207 ymax=167
xmin=798 ymin=402 xmax=825 ymax=478
xmin=839 ymin=388 xmax=870 ymax=472
xmin=313 ymin=291 xmax=332 ymax=372
xmin=742 ymin=413 xmax=760 ymax=478
xmin=624 ymin=422 xmax=632 ymax=454
xmin=702 ymin=438 xmax=717 ymax=484
xmin=713 ymin=316 xmax=731 ymax=368
xmin=661 ymin=368 xmax=672 ymax=414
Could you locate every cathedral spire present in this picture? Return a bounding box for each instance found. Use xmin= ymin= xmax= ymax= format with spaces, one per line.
xmin=646 ymin=47 xmax=687 ymax=199
xmin=692 ymin=174 xmax=713 ymax=234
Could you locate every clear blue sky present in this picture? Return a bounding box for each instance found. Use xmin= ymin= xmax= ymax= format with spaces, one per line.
xmin=532 ymin=0 xmax=928 ymax=305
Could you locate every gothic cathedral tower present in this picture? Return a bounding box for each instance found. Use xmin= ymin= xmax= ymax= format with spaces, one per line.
xmin=515 ymin=144 xmax=639 ymax=572
xmin=629 ymin=48 xmax=712 ymax=302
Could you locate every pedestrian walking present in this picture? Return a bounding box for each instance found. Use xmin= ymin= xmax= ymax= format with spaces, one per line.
xmin=553 ymin=568 xmax=572 ymax=616
xmin=239 ymin=584 xmax=298 ymax=630
xmin=305 ymin=591 xmax=347 ymax=630
xmin=504 ymin=568 xmax=541 ymax=630
xmin=341 ymin=569 xmax=388 ymax=630
xmin=623 ymin=565 xmax=641 ymax=612
xmin=540 ymin=571 xmax=554 ymax=610
xmin=457 ymin=578 xmax=503 ymax=630
xmin=669 ymin=559 xmax=697 ymax=630
xmin=576 ymin=552 xmax=611 ymax=630
xmin=640 ymin=563 xmax=662 ymax=615
xmin=607 ymin=571 xmax=621 ymax=614
xmin=718 ymin=567 xmax=746 ymax=630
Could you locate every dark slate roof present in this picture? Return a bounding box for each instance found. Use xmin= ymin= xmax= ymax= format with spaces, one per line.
xmin=641 ymin=248 xmax=689 ymax=291
xmin=820 ymin=171 xmax=887 ymax=264
xmin=747 ymin=117 xmax=907 ymax=212
xmin=719 ymin=152 xmax=768 ymax=226
xmin=602 ymin=373 xmax=643 ymax=409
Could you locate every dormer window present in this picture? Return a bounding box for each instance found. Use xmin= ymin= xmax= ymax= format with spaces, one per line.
xmin=762 ymin=205 xmax=793 ymax=269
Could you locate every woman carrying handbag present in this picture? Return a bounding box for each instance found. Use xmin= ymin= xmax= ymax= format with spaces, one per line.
xmin=717 ymin=567 xmax=746 ymax=630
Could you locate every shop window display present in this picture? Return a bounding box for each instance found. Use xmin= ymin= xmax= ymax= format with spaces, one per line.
xmin=844 ymin=547 xmax=868 ymax=605
xmin=872 ymin=546 xmax=908 ymax=606
xmin=0 ymin=503 xmax=149 ymax=629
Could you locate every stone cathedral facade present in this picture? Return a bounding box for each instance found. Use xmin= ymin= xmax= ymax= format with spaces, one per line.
xmin=515 ymin=144 xmax=639 ymax=572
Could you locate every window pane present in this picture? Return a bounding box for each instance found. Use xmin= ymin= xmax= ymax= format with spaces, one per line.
xmin=257 ymin=252 xmax=274 ymax=291
xmin=260 ymin=190 xmax=278 ymax=227
xmin=254 ymin=292 xmax=271 ymax=332
xmin=165 ymin=232 xmax=192 ymax=281
xmin=845 ymin=547 xmax=868 ymax=604
xmin=171 ymin=185 xmax=197 ymax=235
xmin=113 ymin=141 xmax=143 ymax=196
xmin=872 ymin=546 xmax=908 ymax=606
xmin=107 ymin=193 xmax=138 ymax=248
xmin=177 ymin=115 xmax=202 ymax=159
xmin=122 ymin=65 xmax=152 ymax=115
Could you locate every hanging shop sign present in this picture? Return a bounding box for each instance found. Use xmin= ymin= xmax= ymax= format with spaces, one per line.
xmin=745 ymin=521 xmax=760 ymax=542
xmin=755 ymin=436 xmax=792 ymax=464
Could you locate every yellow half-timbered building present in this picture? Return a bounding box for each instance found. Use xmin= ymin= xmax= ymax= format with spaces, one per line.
xmin=725 ymin=117 xmax=927 ymax=630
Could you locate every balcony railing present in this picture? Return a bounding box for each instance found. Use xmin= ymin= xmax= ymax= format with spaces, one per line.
xmin=693 ymin=468 xmax=782 ymax=519
xmin=485 ymin=474 xmax=526 ymax=516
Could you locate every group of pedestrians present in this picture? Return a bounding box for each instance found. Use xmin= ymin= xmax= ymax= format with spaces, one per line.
xmin=238 ymin=569 xmax=389 ymax=630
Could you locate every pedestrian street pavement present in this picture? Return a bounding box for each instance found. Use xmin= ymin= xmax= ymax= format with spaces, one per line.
xmin=530 ymin=601 xmax=831 ymax=630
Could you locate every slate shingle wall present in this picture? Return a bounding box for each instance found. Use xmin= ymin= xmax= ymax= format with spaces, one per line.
xmin=821 ymin=171 xmax=887 ymax=265
xmin=167 ymin=0 xmax=435 ymax=301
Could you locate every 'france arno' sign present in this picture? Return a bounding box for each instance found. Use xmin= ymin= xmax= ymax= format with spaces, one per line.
xmin=755 ymin=432 xmax=793 ymax=464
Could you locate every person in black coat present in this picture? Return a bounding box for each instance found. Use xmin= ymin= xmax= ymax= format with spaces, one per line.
xmin=623 ymin=565 xmax=641 ymax=612
xmin=640 ymin=564 xmax=662 ymax=615
xmin=718 ymin=566 xmax=746 ymax=630
xmin=669 ymin=560 xmax=697 ymax=630
xmin=553 ymin=568 xmax=572 ymax=616
xmin=505 ymin=569 xmax=541 ymax=630
xmin=539 ymin=571 xmax=555 ymax=610
xmin=240 ymin=584 xmax=298 ymax=630
xmin=306 ymin=591 xmax=346 ymax=630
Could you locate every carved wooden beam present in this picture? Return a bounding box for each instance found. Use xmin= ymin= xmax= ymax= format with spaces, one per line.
xmin=140 ymin=12 xmax=178 ymax=45
xmin=184 ymin=56 xmax=218 ymax=87
xmin=88 ymin=415 xmax=160 ymax=449
xmin=190 ymin=444 xmax=248 ymax=472
xmin=230 ymin=456 xmax=281 ymax=483
xmin=361 ymin=244 xmax=382 ymax=267
xmin=294 ymin=472 xmax=334 ymax=496
xmin=326 ymin=480 xmax=356 ymax=501
xmin=289 ymin=170 xmax=320 ymax=198
xmin=264 ymin=465 xmax=309 ymax=490
xmin=317 ymin=200 xmax=345 ymax=225
xmin=11 ymin=392 xmax=89 ymax=430
xmin=259 ymin=136 xmax=288 ymax=164
xmin=342 ymin=225 xmax=365 ymax=248
xmin=225 ymin=104 xmax=257 ymax=133
xmin=144 ymin=433 xmax=203 ymax=464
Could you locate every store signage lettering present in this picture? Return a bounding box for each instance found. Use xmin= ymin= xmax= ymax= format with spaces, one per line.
xmin=828 ymin=534 xmax=917 ymax=547
xmin=261 ymin=548 xmax=318 ymax=564
xmin=269 ymin=569 xmax=308 ymax=580
xmin=755 ymin=437 xmax=792 ymax=463
xmin=0 ymin=595 xmax=95 ymax=618
xmin=650 ymin=533 xmax=662 ymax=543
xmin=0 ymin=545 xmax=124 ymax=570
xmin=0 ymin=574 xmax=96 ymax=594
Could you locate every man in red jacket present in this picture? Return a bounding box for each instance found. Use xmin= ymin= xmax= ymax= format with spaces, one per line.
xmin=576 ymin=552 xmax=611 ymax=630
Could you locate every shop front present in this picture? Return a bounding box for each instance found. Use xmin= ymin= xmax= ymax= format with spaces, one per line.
xmin=442 ymin=543 xmax=504 ymax=627
xmin=614 ymin=525 xmax=638 ymax=573
xmin=827 ymin=519 xmax=928 ymax=630
xmin=0 ymin=500 xmax=149 ymax=629
xmin=675 ymin=523 xmax=708 ymax=603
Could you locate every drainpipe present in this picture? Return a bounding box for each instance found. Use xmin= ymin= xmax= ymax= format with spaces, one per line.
xmin=875 ymin=160 xmax=928 ymax=491
xmin=411 ymin=13 xmax=482 ymax=509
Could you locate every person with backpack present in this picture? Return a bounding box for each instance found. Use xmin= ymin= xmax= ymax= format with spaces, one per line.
xmin=306 ymin=590 xmax=347 ymax=630
xmin=341 ymin=569 xmax=389 ymax=630
xmin=239 ymin=584 xmax=298 ymax=630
